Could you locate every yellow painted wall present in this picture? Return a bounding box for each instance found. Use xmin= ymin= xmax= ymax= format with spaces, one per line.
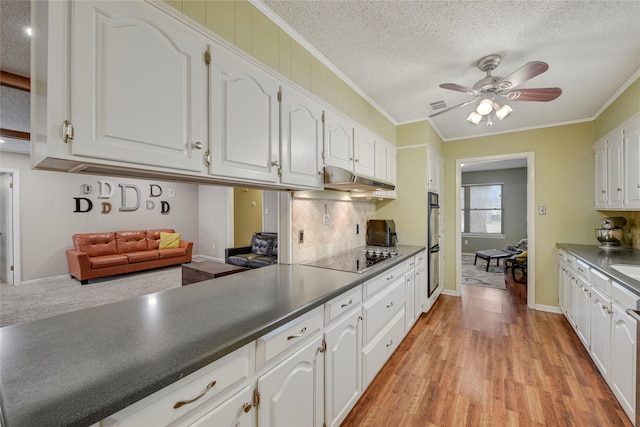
xmin=233 ymin=188 xmax=263 ymax=246
xmin=166 ymin=0 xmax=396 ymax=143
xmin=595 ymin=77 xmax=640 ymax=139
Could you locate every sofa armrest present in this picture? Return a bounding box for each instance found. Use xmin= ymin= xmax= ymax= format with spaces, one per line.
xmin=180 ymin=240 xmax=193 ymax=262
xmin=66 ymin=249 xmax=92 ymax=281
xmin=225 ymin=246 xmax=252 ymax=263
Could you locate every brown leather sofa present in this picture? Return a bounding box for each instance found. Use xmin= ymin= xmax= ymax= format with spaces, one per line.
xmin=66 ymin=229 xmax=193 ymax=285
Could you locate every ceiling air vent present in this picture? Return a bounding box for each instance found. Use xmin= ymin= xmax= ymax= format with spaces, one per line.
xmin=429 ymin=101 xmax=447 ymax=112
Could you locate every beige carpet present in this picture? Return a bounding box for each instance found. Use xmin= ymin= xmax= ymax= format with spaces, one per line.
xmin=461 ymin=253 xmax=507 ymax=290
xmin=0 ymin=266 xmax=183 ymax=327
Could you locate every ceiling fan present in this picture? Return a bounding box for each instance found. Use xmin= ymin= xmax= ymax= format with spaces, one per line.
xmin=430 ymin=54 xmax=562 ymax=125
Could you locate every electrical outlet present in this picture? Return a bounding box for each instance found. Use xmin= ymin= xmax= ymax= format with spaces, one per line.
xmin=323 ymin=214 xmax=330 ymax=225
xmin=298 ymin=230 xmax=304 ymax=244
xmin=464 ymin=239 xmax=468 ymax=245
xmin=538 ymin=205 xmax=547 ymax=215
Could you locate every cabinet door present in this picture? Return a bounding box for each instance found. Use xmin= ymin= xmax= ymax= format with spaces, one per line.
xmin=323 ymin=110 xmax=353 ymax=170
xmin=575 ymin=275 xmax=591 ymax=349
xmin=324 ymin=309 xmax=362 ymax=427
xmin=353 ymin=128 xmax=375 ymax=177
xmin=280 ymin=87 xmax=324 ymax=189
xmin=71 ymin=1 xmax=206 ymax=172
xmin=610 ymin=304 xmax=637 ymax=422
xmin=594 ymin=139 xmax=608 ymax=209
xmin=405 ymin=271 xmax=415 ymax=330
xmin=415 ymin=263 xmax=425 ymax=315
xmin=188 ymin=387 xmax=254 ymax=427
xmin=387 ymin=144 xmax=397 ymax=186
xmin=210 ymin=46 xmax=280 ymax=183
xmin=257 ymin=335 xmax=324 ymax=427
xmin=623 ymin=116 xmax=640 ymax=209
xmin=566 ymin=268 xmax=577 ymax=327
xmin=558 ymin=257 xmax=567 ymax=315
xmin=374 ymin=140 xmax=388 ymax=182
xmin=606 ymin=133 xmax=624 ymax=208
xmin=590 ymin=286 xmax=612 ymax=379
xmin=427 ymin=145 xmax=441 ymax=192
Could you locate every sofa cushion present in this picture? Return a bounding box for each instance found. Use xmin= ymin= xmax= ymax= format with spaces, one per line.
xmin=251 ymin=235 xmax=274 ymax=255
xmin=116 ymin=230 xmax=148 ymax=254
xmin=247 ymin=255 xmax=277 ymax=268
xmin=227 ymin=253 xmax=263 ymax=267
xmin=90 ymin=254 xmax=129 ymax=269
xmin=158 ymin=248 xmax=186 ymax=259
xmin=126 ymin=251 xmax=160 ymax=263
xmin=159 ymin=232 xmax=181 ymax=249
xmin=73 ymin=233 xmax=118 ymax=257
xmin=147 ymin=229 xmax=176 ymax=250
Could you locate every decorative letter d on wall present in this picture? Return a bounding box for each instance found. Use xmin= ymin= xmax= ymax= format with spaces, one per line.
xmin=119 ymin=184 xmax=141 ymax=212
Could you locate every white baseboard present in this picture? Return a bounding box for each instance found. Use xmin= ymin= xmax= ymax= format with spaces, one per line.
xmin=534 ymin=304 xmax=562 ymax=314
xmin=441 ymin=289 xmax=457 ymax=296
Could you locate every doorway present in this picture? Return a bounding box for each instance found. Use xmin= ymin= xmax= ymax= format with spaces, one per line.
xmin=455 ymin=152 xmax=535 ymax=308
xmin=0 ymin=169 xmax=21 ymax=285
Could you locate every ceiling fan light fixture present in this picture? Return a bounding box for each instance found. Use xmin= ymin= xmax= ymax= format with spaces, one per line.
xmin=496 ymin=104 xmax=513 ymax=120
xmin=476 ymin=99 xmax=493 ymax=115
xmin=467 ymin=111 xmax=482 ymax=125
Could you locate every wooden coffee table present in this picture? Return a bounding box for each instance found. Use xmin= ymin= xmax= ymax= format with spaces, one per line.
xmin=182 ymin=261 xmax=248 ymax=286
xmin=474 ymin=249 xmax=512 ymax=272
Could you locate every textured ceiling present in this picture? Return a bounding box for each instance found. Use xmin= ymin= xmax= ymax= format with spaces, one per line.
xmin=259 ymin=0 xmax=640 ymax=141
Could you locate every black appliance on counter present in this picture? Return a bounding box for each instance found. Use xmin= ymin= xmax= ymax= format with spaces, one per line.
xmin=428 ymin=192 xmax=440 ymax=298
xmin=366 ymin=219 xmax=398 ymax=247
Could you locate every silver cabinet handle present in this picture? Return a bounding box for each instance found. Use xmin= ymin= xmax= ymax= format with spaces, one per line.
xmin=287 ymin=326 xmax=307 ymax=340
xmin=174 ymin=379 xmax=216 ymax=409
xmin=193 ymin=141 xmax=204 ymax=150
xmin=271 ymin=160 xmax=280 ymax=167
xmin=386 ymin=339 xmax=393 ymax=348
xmin=341 ymin=299 xmax=353 ymax=308
xmin=386 ymin=274 xmax=394 ymax=281
xmin=386 ymin=301 xmax=394 ymax=309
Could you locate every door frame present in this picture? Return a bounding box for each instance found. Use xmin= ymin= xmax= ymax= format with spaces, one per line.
xmin=455 ymin=152 xmax=535 ymax=308
xmin=0 ymin=168 xmax=21 ymax=285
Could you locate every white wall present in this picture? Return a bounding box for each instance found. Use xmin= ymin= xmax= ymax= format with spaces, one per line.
xmin=0 ymin=152 xmax=202 ymax=281
xmin=198 ymin=185 xmax=232 ymax=260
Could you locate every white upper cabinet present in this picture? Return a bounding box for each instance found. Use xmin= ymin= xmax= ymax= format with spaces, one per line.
xmin=280 ymin=86 xmax=324 ymax=189
xmin=594 ymin=139 xmax=608 ymax=209
xmin=323 ymin=110 xmax=354 ymax=171
xmin=427 ymin=144 xmax=442 ymax=193
xmin=36 ymin=0 xmax=208 ymax=173
xmin=594 ymin=113 xmax=640 ymax=210
xmin=353 ymin=127 xmax=376 ymax=177
xmin=623 ymin=116 xmax=640 ymax=209
xmin=209 ymin=45 xmax=280 ymax=183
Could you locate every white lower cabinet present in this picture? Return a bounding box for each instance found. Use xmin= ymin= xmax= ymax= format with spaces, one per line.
xmin=611 ymin=303 xmax=637 ymax=422
xmin=575 ymin=271 xmax=591 ymax=348
xmin=324 ymin=307 xmax=362 ymax=427
xmin=189 ymin=387 xmax=254 ymax=427
xmin=256 ymin=335 xmax=324 ymax=427
xmin=362 ymin=310 xmax=405 ymax=387
xmin=590 ymin=285 xmax=612 ymax=379
xmin=405 ymin=256 xmax=416 ymax=330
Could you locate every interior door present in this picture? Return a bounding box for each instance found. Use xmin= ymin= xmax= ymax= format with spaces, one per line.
xmin=0 ymin=173 xmax=14 ymax=284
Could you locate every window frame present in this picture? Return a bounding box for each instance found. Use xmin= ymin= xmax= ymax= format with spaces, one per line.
xmin=460 ymin=183 xmax=505 ymax=237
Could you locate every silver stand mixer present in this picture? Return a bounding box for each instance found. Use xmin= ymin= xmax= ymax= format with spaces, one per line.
xmin=595 ymin=217 xmax=628 ymax=250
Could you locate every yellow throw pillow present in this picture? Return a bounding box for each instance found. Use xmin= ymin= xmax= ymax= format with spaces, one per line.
xmin=516 ymin=251 xmax=528 ymax=261
xmin=159 ymin=232 xmax=181 ymax=249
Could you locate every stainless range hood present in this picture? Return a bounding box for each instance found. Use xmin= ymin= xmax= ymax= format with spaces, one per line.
xmin=323 ymin=165 xmax=395 ymax=192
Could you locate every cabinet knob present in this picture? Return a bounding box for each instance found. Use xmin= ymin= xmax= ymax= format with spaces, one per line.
xmin=193 ymin=141 xmax=204 ymax=150
xmin=271 ymin=160 xmax=280 ymax=167
xmin=242 ymin=402 xmax=252 ymax=413
xmin=617 ymin=187 xmax=622 ymax=192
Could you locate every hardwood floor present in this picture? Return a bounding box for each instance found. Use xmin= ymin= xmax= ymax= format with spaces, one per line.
xmin=342 ymin=271 xmax=632 ymax=426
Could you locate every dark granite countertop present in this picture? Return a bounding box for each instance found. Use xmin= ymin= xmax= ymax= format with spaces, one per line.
xmin=557 ymin=243 xmax=640 ymax=297
xmin=0 ymin=245 xmax=424 ymax=427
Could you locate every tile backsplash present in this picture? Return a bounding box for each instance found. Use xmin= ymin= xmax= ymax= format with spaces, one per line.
xmin=632 ymin=212 xmax=640 ymax=250
xmin=292 ymin=198 xmax=376 ymax=263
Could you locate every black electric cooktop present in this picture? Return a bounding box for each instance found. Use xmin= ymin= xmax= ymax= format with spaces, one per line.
xmin=302 ymin=246 xmax=401 ymax=273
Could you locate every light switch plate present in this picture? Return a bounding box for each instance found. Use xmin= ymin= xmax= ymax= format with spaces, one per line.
xmin=538 ymin=205 xmax=547 ymax=215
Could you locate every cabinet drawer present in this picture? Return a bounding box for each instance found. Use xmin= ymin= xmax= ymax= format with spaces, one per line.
xmin=256 ymin=306 xmax=323 ymax=370
xmin=363 ymin=277 xmax=405 ymax=345
xmin=576 ymin=260 xmax=591 ymax=282
xmin=188 ymin=386 xmax=253 ymax=427
xmin=102 ymin=345 xmax=250 ymax=426
xmin=611 ymin=281 xmax=640 ymax=310
xmin=405 ymin=256 xmax=416 ymax=271
xmin=362 ymin=310 xmax=405 ymax=387
xmin=415 ymin=251 xmax=425 ymax=265
xmin=591 ymin=269 xmax=612 ymax=295
xmin=325 ymin=285 xmax=362 ymax=324
xmin=364 ymin=263 xmax=405 ymax=298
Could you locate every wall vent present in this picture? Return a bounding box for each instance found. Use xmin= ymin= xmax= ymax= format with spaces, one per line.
xmin=429 ymin=101 xmax=447 ymax=112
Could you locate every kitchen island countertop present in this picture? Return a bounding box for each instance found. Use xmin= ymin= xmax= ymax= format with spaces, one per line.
xmin=0 ymin=245 xmax=425 ymax=427
xmin=557 ymin=243 xmax=640 ymax=298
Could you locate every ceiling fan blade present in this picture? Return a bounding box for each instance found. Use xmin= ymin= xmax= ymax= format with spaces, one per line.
xmin=429 ymin=99 xmax=478 ymax=118
xmin=499 ymin=87 xmax=562 ymax=102
xmin=439 ymin=83 xmax=479 ymax=96
xmin=497 ymin=61 xmax=549 ymax=90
